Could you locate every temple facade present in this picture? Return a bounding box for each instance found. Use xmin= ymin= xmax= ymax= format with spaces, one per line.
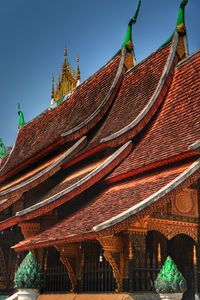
xmin=0 ymin=1 xmax=199 ymax=299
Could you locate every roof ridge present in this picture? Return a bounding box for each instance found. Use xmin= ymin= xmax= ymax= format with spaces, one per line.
xmin=176 ymin=49 xmax=200 ymax=69
xmin=125 ymin=40 xmax=172 ymax=77
xmin=100 ymin=32 xmax=179 ymax=145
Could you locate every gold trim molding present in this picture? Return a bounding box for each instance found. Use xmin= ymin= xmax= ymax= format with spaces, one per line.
xmin=147 ymin=218 xmax=198 ymax=241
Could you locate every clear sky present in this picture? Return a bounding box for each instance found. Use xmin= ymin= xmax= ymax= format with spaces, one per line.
xmin=0 ymin=0 xmax=199 ymax=147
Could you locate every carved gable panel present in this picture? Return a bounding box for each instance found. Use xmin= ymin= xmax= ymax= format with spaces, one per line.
xmin=172 ymin=188 xmax=198 ymax=217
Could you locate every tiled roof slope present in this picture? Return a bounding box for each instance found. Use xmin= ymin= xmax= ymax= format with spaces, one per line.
xmin=109 ymin=51 xmax=200 ymax=180
xmin=89 ymin=44 xmax=171 ymax=148
xmin=0 ymin=53 xmax=121 ymax=178
xmin=13 ymin=159 xmax=199 ymax=251
xmin=0 ymin=137 xmax=87 ymax=211
xmin=0 ymin=141 xmax=132 ymax=231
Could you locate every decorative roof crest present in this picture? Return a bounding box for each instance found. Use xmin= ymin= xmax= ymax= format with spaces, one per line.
xmin=176 ymin=0 xmax=188 ymax=35
xmin=122 ymin=0 xmax=141 ymax=49
xmin=51 ymin=48 xmax=81 ymax=105
xmin=0 ymin=138 xmax=6 ymax=159
xmin=18 ymin=103 xmax=25 ymax=128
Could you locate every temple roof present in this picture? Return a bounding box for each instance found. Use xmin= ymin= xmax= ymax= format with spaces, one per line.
xmin=109 ymin=50 xmax=200 ymax=181
xmin=0 ymin=137 xmax=87 ymax=211
xmin=13 ymin=158 xmax=200 ymax=251
xmin=89 ymin=42 xmax=172 ymax=148
xmin=0 ymin=52 xmax=122 ymax=180
xmin=0 ymin=141 xmax=132 ymax=231
xmin=0 ymin=0 xmax=199 ymax=253
xmin=1 ymin=36 xmax=199 ymax=234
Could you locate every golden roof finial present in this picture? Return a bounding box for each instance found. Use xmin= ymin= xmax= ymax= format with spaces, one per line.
xmin=51 ymin=73 xmax=55 ymax=100
xmin=64 ymin=46 xmax=67 ymax=58
xmin=58 ymin=73 xmax=61 ymax=83
xmin=54 ymin=48 xmax=80 ymax=103
xmin=76 ymin=55 xmax=80 ymax=81
xmin=62 ymin=46 xmax=68 ymax=80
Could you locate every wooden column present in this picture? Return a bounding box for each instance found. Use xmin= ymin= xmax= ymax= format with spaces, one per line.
xmin=98 ymin=236 xmax=125 ymax=292
xmin=55 ymin=243 xmax=81 ymax=292
xmin=126 ymin=218 xmax=148 ymax=292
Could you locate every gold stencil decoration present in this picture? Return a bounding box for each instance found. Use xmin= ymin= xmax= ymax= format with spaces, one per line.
xmin=172 ymin=188 xmax=198 ymax=217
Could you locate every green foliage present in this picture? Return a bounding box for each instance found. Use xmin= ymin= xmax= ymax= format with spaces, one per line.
xmin=155 ymin=256 xmax=187 ymax=293
xmin=14 ymin=252 xmax=42 ymax=289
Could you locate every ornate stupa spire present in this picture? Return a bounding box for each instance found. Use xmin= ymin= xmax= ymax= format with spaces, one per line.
xmin=50 ymin=73 xmax=55 ymax=105
xmin=17 ymin=103 xmax=25 ymax=128
xmin=122 ymin=0 xmax=141 ymax=49
xmin=52 ymin=48 xmax=80 ymax=105
xmin=0 ymin=138 xmax=6 ymax=159
xmin=64 ymin=46 xmax=67 ymax=57
xmin=76 ymin=56 xmax=81 ymax=86
xmin=62 ymin=46 xmax=68 ymax=80
xmin=176 ymin=0 xmax=188 ymax=35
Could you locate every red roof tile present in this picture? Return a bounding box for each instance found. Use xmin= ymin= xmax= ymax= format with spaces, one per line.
xmin=0 ymin=141 xmax=132 ymax=231
xmin=13 ymin=159 xmax=200 ymax=251
xmin=109 ymin=51 xmax=200 ymax=180
xmin=0 ymin=53 xmax=121 ymax=178
xmin=88 ymin=43 xmax=172 ymax=148
xmin=0 ymin=137 xmax=87 ymax=211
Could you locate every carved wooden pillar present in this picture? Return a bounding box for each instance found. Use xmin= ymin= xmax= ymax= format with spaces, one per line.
xmin=55 ymin=243 xmax=81 ymax=292
xmin=126 ymin=218 xmax=148 ymax=292
xmin=98 ymin=236 xmax=125 ymax=292
xmin=133 ymin=233 xmax=147 ymax=291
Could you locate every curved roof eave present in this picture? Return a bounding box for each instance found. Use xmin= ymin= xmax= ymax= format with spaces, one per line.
xmin=0 ymin=140 xmax=133 ymax=231
xmin=12 ymin=158 xmax=200 ymax=252
xmin=93 ymin=158 xmax=200 ymax=232
xmin=100 ymin=32 xmax=179 ymax=147
xmin=0 ymin=136 xmax=87 ymax=212
xmin=61 ymin=48 xmax=126 ymax=141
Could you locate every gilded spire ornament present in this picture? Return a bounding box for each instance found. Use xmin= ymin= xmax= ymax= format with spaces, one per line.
xmin=62 ymin=46 xmax=68 ymax=80
xmin=52 ymin=48 xmax=80 ymax=104
xmin=176 ymin=0 xmax=188 ymax=34
xmin=51 ymin=73 xmax=55 ymax=101
xmin=17 ymin=103 xmax=25 ymax=128
xmin=76 ymin=56 xmax=81 ymax=84
xmin=0 ymin=138 xmax=6 ymax=159
xmin=122 ymin=0 xmax=141 ymax=49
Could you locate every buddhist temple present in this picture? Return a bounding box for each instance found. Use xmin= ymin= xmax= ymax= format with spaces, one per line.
xmin=0 ymin=1 xmax=199 ymax=299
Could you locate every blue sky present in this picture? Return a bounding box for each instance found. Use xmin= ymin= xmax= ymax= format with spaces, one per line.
xmin=0 ymin=0 xmax=199 ymax=147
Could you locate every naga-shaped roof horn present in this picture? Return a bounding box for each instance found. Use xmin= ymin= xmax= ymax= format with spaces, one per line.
xmin=176 ymin=0 xmax=188 ymax=35
xmin=18 ymin=103 xmax=25 ymax=129
xmin=122 ymin=0 xmax=141 ymax=50
xmin=0 ymin=138 xmax=6 ymax=159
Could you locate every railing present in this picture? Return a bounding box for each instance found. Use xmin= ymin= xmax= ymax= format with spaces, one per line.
xmin=43 ymin=262 xmax=71 ymax=293
xmin=0 ymin=247 xmax=9 ymax=288
xmin=128 ymin=257 xmax=160 ymax=292
xmin=81 ymin=258 xmax=116 ymax=292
